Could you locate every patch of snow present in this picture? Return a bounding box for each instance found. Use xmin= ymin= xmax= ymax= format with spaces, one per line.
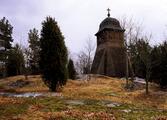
xmin=15 ymin=93 xmax=42 ymax=97
xmin=0 ymin=30 xmax=3 ymax=35
xmin=0 ymin=92 xmax=63 ymax=98
xmin=0 ymin=47 xmax=5 ymax=51
xmin=121 ymin=77 xmax=146 ymax=84
xmin=135 ymin=77 xmax=145 ymax=81
xmin=134 ymin=77 xmax=145 ymax=84
xmin=0 ymin=92 xmax=42 ymax=98
xmin=76 ymin=74 xmax=89 ymax=80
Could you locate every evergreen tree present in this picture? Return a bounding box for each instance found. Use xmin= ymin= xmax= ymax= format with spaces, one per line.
xmin=135 ymin=39 xmax=152 ymax=94
xmin=68 ymin=59 xmax=76 ymax=80
xmin=150 ymin=46 xmax=161 ymax=82
xmin=159 ymin=42 xmax=167 ymax=88
xmin=129 ymin=38 xmax=152 ymax=94
xmin=0 ymin=17 xmax=13 ymax=49
xmin=0 ymin=17 xmax=13 ymax=77
xmin=7 ymin=44 xmax=25 ymax=76
xmin=128 ymin=41 xmax=146 ymax=78
xmin=129 ymin=40 xmax=167 ymax=89
xmin=28 ymin=28 xmax=40 ymax=74
xmin=40 ymin=17 xmax=68 ymax=92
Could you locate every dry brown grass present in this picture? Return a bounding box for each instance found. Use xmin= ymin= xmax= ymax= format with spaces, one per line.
xmin=63 ymin=76 xmax=167 ymax=109
xmin=16 ymin=76 xmax=48 ymax=92
xmin=0 ymin=75 xmax=167 ymax=119
xmin=14 ymin=105 xmax=115 ymax=120
xmin=0 ymin=96 xmax=23 ymax=105
xmin=0 ymin=75 xmax=167 ymax=110
xmin=0 ymin=75 xmax=48 ymax=92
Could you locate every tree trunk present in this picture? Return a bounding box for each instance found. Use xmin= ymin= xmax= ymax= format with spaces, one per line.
xmin=128 ymin=55 xmax=135 ymax=82
xmin=145 ymin=78 xmax=149 ymax=94
xmin=126 ymin=51 xmax=129 ymax=87
xmin=145 ymin=70 xmax=150 ymax=94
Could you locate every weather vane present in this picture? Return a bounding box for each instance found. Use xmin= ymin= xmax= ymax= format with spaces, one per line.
xmin=107 ymin=8 xmax=110 ymax=17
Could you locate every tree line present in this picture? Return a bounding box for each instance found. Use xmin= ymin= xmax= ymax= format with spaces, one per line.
xmin=128 ymin=39 xmax=167 ymax=89
xmin=0 ymin=17 xmax=76 ymax=91
xmin=121 ymin=17 xmax=167 ymax=91
xmin=0 ymin=16 xmax=167 ymax=92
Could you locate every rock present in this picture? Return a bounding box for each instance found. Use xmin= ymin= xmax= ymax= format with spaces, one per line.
xmin=65 ymin=100 xmax=84 ymax=105
xmin=106 ymin=102 xmax=121 ymax=108
xmin=8 ymin=79 xmax=31 ymax=88
xmin=105 ymin=93 xmax=120 ymax=97
xmin=101 ymin=100 xmax=113 ymax=104
xmin=100 ymin=100 xmax=122 ymax=108
xmin=121 ymin=109 xmax=132 ymax=113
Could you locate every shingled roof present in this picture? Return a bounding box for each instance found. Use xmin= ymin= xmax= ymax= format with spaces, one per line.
xmin=96 ymin=17 xmax=124 ymax=35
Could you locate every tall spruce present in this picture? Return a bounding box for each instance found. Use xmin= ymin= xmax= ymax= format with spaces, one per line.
xmin=159 ymin=42 xmax=167 ymax=88
xmin=0 ymin=17 xmax=13 ymax=50
xmin=68 ymin=59 xmax=76 ymax=80
xmin=149 ymin=42 xmax=167 ymax=88
xmin=40 ymin=17 xmax=68 ymax=92
xmin=0 ymin=17 xmax=13 ymax=77
xmin=150 ymin=46 xmax=161 ymax=82
xmin=28 ymin=28 xmax=40 ymax=74
xmin=7 ymin=44 xmax=25 ymax=76
xmin=130 ymin=39 xmax=152 ymax=94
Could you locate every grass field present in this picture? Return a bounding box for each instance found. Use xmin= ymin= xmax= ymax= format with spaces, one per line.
xmin=0 ymin=75 xmax=167 ymax=120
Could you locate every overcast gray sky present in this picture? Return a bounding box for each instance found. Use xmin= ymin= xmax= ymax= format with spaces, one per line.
xmin=0 ymin=0 xmax=167 ymax=53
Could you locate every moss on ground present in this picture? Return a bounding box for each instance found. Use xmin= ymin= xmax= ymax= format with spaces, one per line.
xmin=0 ymin=75 xmax=167 ymax=119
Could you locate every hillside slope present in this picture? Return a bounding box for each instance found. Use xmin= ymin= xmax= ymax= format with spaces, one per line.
xmin=0 ymin=75 xmax=167 ymax=120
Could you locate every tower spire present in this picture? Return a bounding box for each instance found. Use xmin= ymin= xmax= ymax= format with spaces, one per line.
xmin=107 ymin=8 xmax=110 ymax=17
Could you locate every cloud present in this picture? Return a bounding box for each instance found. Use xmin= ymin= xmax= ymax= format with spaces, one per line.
xmin=0 ymin=0 xmax=167 ymax=53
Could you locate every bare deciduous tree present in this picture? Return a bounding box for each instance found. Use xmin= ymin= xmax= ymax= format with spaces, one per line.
xmin=23 ymin=47 xmax=30 ymax=80
xmin=137 ymin=36 xmax=152 ymax=94
xmin=76 ymin=38 xmax=95 ymax=80
xmin=76 ymin=51 xmax=88 ymax=74
xmin=120 ymin=17 xmax=143 ymax=88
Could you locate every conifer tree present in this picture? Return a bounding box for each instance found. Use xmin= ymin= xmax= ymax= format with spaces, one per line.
xmin=40 ymin=17 xmax=68 ymax=92
xmin=28 ymin=28 xmax=40 ymax=74
xmin=150 ymin=46 xmax=161 ymax=82
xmin=68 ymin=59 xmax=76 ymax=80
xmin=0 ymin=17 xmax=13 ymax=50
xmin=0 ymin=17 xmax=13 ymax=77
xmin=159 ymin=42 xmax=167 ymax=88
xmin=7 ymin=44 xmax=25 ymax=76
xmin=136 ymin=39 xmax=152 ymax=94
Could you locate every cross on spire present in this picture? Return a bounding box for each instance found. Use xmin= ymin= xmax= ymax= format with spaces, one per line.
xmin=107 ymin=8 xmax=110 ymax=17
